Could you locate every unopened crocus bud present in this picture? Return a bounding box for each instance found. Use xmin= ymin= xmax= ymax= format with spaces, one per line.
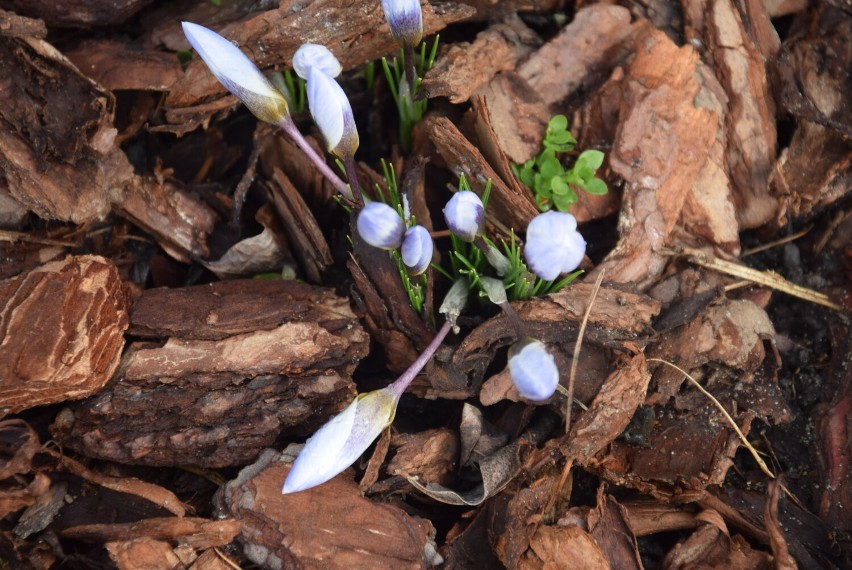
xmin=292 ymin=43 xmax=342 ymax=79
xmin=357 ymin=202 xmax=405 ymax=250
xmin=524 ymin=211 xmax=586 ymax=281
xmin=401 ymin=225 xmax=433 ymax=275
xmin=443 ymin=190 xmax=484 ymax=242
xmin=282 ymin=388 xmax=399 ymax=493
xmin=306 ymin=66 xmax=359 ymax=158
xmin=181 ymin=22 xmax=288 ymax=124
xmin=381 ymin=0 xmax=423 ymax=49
xmin=508 ymin=338 xmax=559 ymax=402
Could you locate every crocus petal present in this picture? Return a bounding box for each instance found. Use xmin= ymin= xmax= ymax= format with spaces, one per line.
xmin=293 ymin=43 xmax=342 ymax=79
xmin=307 ymin=67 xmax=359 ymax=158
xmin=357 ymin=202 xmax=405 ymax=250
xmin=508 ymin=339 xmax=559 ymax=401
xmin=401 ymin=225 xmax=433 ymax=275
xmin=443 ymin=190 xmax=484 ymax=242
xmin=524 ymin=211 xmax=586 ymax=281
xmin=282 ymin=388 xmax=399 ymax=493
xmin=381 ymin=0 xmax=423 ymax=49
xmin=181 ymin=22 xmax=288 ymax=124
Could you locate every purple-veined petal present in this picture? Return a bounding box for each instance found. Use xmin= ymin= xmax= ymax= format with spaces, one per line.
xmin=443 ymin=190 xmax=484 ymax=242
xmin=181 ymin=22 xmax=288 ymax=124
xmin=401 ymin=225 xmax=433 ymax=275
xmin=282 ymin=388 xmax=399 ymax=493
xmin=293 ymin=43 xmax=342 ymax=79
xmin=508 ymin=338 xmax=559 ymax=401
xmin=524 ymin=211 xmax=586 ymax=281
xmin=357 ymin=202 xmax=405 ymax=250
xmin=381 ymin=0 xmax=423 ymax=49
xmin=306 ymin=67 xmax=359 ymax=158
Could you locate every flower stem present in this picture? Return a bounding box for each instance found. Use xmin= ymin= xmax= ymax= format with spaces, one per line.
xmin=388 ymin=320 xmax=452 ymax=398
xmin=497 ymin=301 xmax=526 ymax=338
xmin=342 ymin=156 xmax=365 ymax=208
xmin=277 ymin=116 xmax=355 ymax=203
xmin=404 ymin=45 xmax=417 ymax=97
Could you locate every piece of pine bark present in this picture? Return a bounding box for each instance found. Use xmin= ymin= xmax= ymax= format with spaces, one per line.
xmin=387 ymin=428 xmax=459 ymax=487
xmin=268 ymin=168 xmax=333 ymax=284
xmin=425 ymin=114 xmax=540 ymax=233
xmin=421 ymin=16 xmax=540 ymax=105
xmin=470 ymin=72 xmax=550 ymax=169
xmin=0 ymin=255 xmax=129 ymax=416
xmin=701 ymin=0 xmax=780 ymax=230
xmin=62 ymin=517 xmax=241 ymax=550
xmin=517 ymin=4 xmax=641 ymax=107
xmin=216 ymin=449 xmax=442 ymax=569
xmin=64 ymin=39 xmax=183 ymax=92
xmin=772 ymin=14 xmax=852 ymax=219
xmin=661 ymin=523 xmax=772 ymax=569
xmin=0 ymin=34 xmax=121 ymax=224
xmin=592 ymin=29 xmax=722 ymax=289
xmin=2 ymin=0 xmax=153 ymax=27
xmin=52 ymin=280 xmax=367 ymax=467
xmin=111 ymin=174 xmax=218 ymax=264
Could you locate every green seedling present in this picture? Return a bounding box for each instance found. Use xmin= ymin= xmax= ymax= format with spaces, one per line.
xmin=512 ymin=115 xmax=608 ymax=212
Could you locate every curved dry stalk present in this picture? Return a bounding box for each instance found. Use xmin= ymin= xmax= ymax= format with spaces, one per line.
xmin=647 ymin=358 xmax=775 ymax=479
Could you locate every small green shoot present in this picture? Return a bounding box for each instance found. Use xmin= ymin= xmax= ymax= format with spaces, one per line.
xmin=512 ymin=115 xmax=608 ymax=212
xmin=271 ymin=69 xmax=307 ymax=114
xmin=381 ymin=35 xmax=440 ymax=152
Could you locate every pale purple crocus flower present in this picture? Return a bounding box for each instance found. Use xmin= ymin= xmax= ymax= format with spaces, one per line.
xmin=443 ymin=190 xmax=484 ymax=242
xmin=306 ymin=66 xmax=359 ymax=159
xmin=524 ymin=211 xmax=586 ymax=281
xmin=292 ymin=43 xmax=342 ymax=79
xmin=508 ymin=338 xmax=559 ymax=401
xmin=356 ymin=202 xmax=405 ymax=250
xmin=283 ymin=320 xmax=453 ymax=493
xmin=283 ymin=388 xmax=398 ymax=493
xmin=381 ymin=0 xmax=423 ymax=49
xmin=401 ymin=225 xmax=433 ymax=275
xmin=181 ymin=22 xmax=288 ymax=124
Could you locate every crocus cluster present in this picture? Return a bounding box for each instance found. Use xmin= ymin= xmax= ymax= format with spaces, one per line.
xmin=357 ymin=201 xmax=433 ymax=275
xmin=181 ymin=22 xmax=357 ymax=202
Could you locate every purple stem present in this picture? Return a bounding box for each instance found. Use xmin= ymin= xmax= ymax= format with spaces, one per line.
xmin=388 ymin=320 xmax=453 ymax=398
xmin=404 ymin=45 xmax=417 ymax=97
xmin=343 ymin=156 xmax=365 ymax=208
xmin=277 ymin=116 xmax=355 ymax=203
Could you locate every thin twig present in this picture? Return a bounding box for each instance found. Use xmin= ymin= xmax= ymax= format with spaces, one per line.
xmin=668 ymin=247 xmax=842 ymax=311
xmin=540 ymin=270 xmax=605 ymax=523
xmin=566 ymin=269 xmax=605 ymax=434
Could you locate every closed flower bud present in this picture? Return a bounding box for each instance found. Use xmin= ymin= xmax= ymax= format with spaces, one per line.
xmin=357 ymin=202 xmax=405 ymax=250
xmin=524 ymin=211 xmax=586 ymax=281
xmin=508 ymin=338 xmax=559 ymax=402
xmin=400 ymin=225 xmax=433 ymax=275
xmin=282 ymin=388 xmax=399 ymax=493
xmin=443 ymin=190 xmax=484 ymax=242
xmin=292 ymin=43 xmax=342 ymax=79
xmin=306 ymin=67 xmax=359 ymax=158
xmin=381 ymin=0 xmax=423 ymax=49
xmin=181 ymin=22 xmax=289 ymax=124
